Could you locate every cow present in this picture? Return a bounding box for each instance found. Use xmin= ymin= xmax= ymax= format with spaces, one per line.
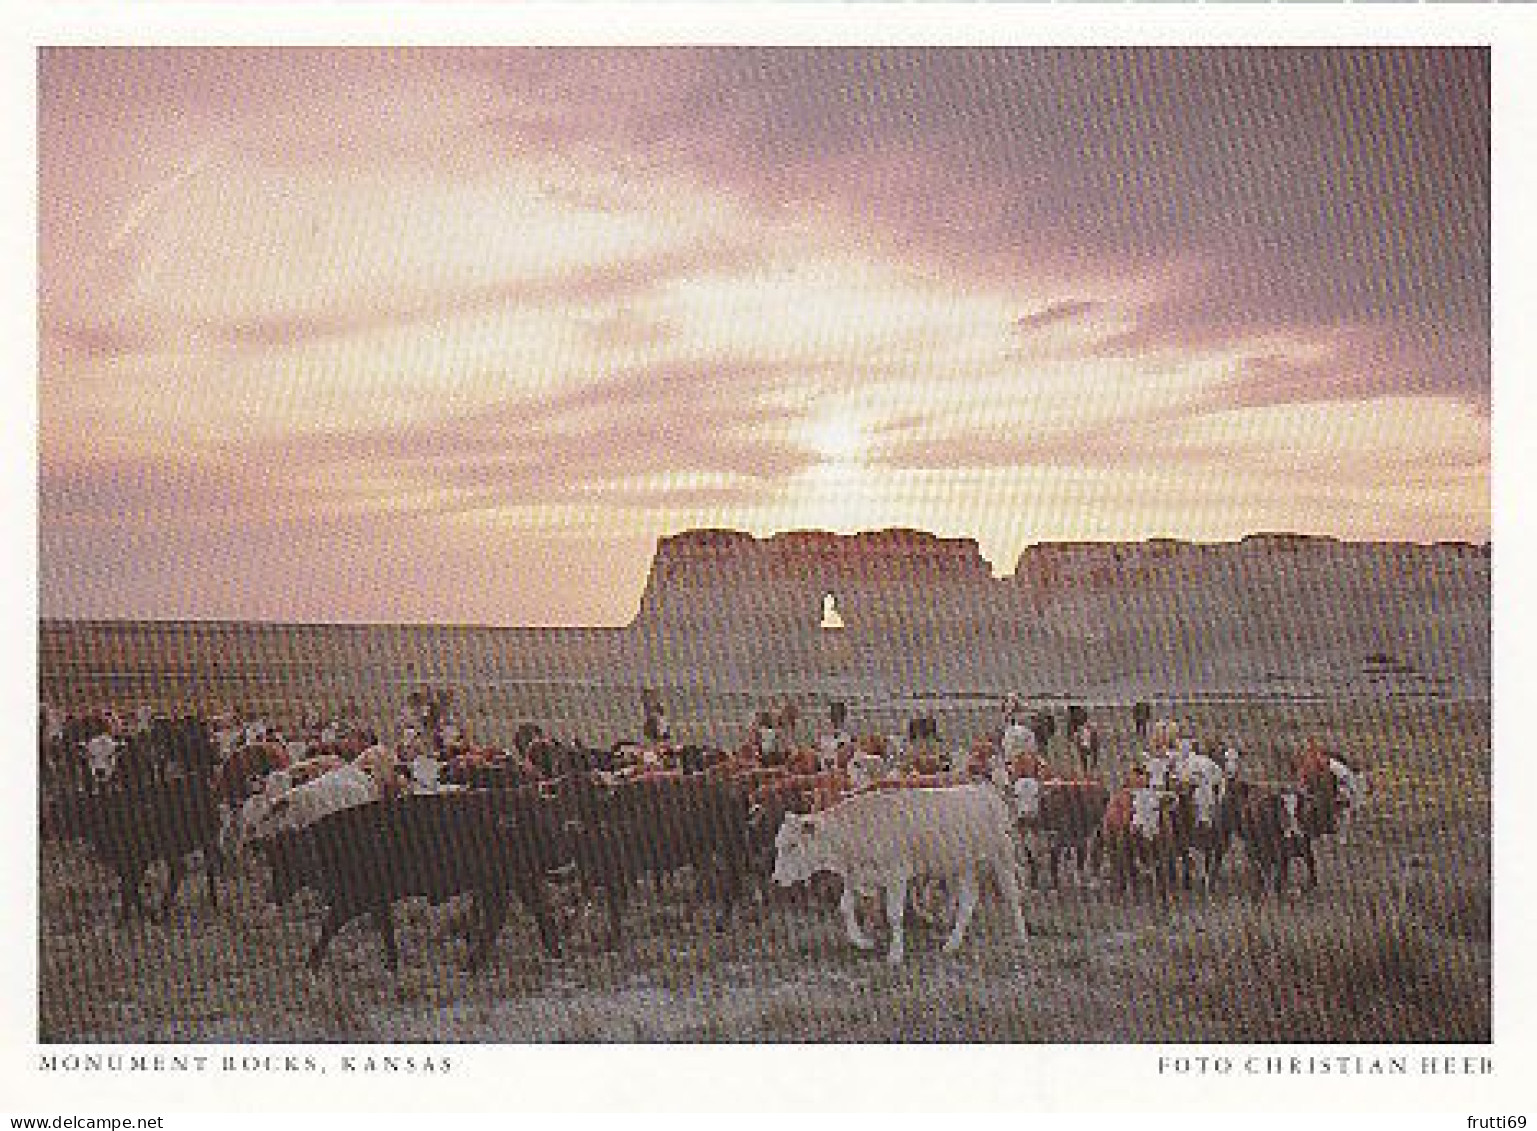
xmin=1132 ymin=701 xmax=1152 ymax=741
xmin=1019 ymin=779 xmax=1110 ymax=889
xmin=1001 ymin=719 xmax=1037 ymax=762
xmin=149 ymin=714 xmax=220 ymax=781
xmin=1295 ymin=746 xmax=1367 ymax=846
xmin=49 ymin=777 xmax=224 ymax=923
xmin=1029 ymin=710 xmax=1056 ymax=757
xmin=286 ymin=753 xmax=348 ymax=788
xmin=213 ymin=740 xmax=292 ymax=808
xmin=553 ymin=773 xmax=752 ymax=949
xmin=233 ymin=762 xmax=381 ymax=847
xmin=1170 ymin=777 xmax=1233 ymax=895
xmin=353 ymin=744 xmax=409 ymax=798
xmin=846 ymin=750 xmax=890 ymax=792
xmin=83 ymin=733 xmax=122 ymax=785
xmin=1236 ymin=784 xmax=1318 ymax=897
xmin=257 ymin=788 xmax=563 ymax=972
xmin=771 ymin=783 xmax=1029 ymax=965
xmin=1069 ymin=720 xmax=1101 ymax=778
xmin=1325 ymin=757 xmax=1368 ymax=845
xmin=1101 ymin=787 xmax=1179 ymax=902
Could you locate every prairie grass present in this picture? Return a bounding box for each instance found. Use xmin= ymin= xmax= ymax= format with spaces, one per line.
xmin=39 ymin=697 xmax=1489 ymax=1043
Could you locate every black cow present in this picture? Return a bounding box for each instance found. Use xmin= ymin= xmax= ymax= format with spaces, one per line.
xmin=149 ymin=714 xmax=219 ymax=781
xmin=1132 ymin=701 xmax=1152 ymax=741
xmin=1236 ymin=784 xmax=1318 ymax=897
xmin=555 ymin=773 xmax=751 ymax=948
xmin=49 ymin=777 xmax=224 ymax=923
xmin=259 ymin=789 xmax=564 ymax=972
xmin=1030 ymin=710 xmax=1057 ymax=756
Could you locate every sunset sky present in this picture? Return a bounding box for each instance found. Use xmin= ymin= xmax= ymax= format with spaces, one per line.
xmin=39 ymin=47 xmax=1490 ymax=626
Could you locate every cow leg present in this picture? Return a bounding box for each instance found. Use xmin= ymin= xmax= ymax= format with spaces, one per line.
xmin=1301 ymin=840 xmax=1318 ymax=891
xmin=467 ymin=893 xmax=506 ymax=972
xmin=307 ymin=906 xmax=347 ymax=971
xmin=515 ymin=878 xmax=562 ymax=959
xmin=1047 ymin=844 xmax=1062 ymax=890
xmin=839 ymin=886 xmax=877 ymax=951
xmin=372 ymin=903 xmax=401 ymax=973
xmin=203 ymin=844 xmax=223 ymax=909
xmin=884 ymin=876 xmax=909 ymax=966
xmin=713 ymin=857 xmax=740 ymax=934
xmin=1018 ymin=838 xmax=1040 ymax=890
xmin=992 ymin=847 xmax=1030 ymax=944
xmin=942 ymin=870 xmax=980 ymax=955
xmin=160 ymin=856 xmax=185 ymax=919
xmin=603 ymin=876 xmax=628 ymax=951
xmin=1151 ymin=848 xmax=1168 ymax=904
xmin=117 ymin=864 xmax=149 ymax=923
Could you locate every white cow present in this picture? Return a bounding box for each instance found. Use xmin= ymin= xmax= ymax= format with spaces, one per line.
xmin=846 ymin=751 xmax=889 ymax=792
xmin=1010 ymin=775 xmax=1044 ymax=822
xmin=817 ymin=730 xmax=852 ymax=771
xmin=772 ymin=783 xmax=1029 ymax=965
xmin=1174 ymin=752 xmax=1226 ymax=797
xmin=1141 ymin=751 xmax=1172 ymax=790
xmin=1328 ymin=757 xmax=1368 ymax=845
xmin=235 ymin=764 xmax=380 ymax=846
xmin=408 ymin=754 xmax=462 ymax=794
xmin=1001 ymin=723 xmax=1039 ymax=763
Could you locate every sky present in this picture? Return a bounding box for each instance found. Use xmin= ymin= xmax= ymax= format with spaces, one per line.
xmin=38 ymin=47 xmax=1490 ymax=626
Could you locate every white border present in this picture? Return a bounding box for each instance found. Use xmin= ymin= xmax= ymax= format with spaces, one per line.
xmin=8 ymin=4 xmax=1531 ymax=1117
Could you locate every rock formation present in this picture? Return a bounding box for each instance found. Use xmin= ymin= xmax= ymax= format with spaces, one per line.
xmin=628 ymin=528 xmax=1491 ymax=697
xmin=632 ymin=528 xmax=1006 ymax=634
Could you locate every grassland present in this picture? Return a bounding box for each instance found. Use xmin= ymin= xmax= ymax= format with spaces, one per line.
xmin=39 ymin=695 xmax=1488 ymax=1043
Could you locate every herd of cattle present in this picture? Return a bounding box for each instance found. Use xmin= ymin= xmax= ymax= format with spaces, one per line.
xmin=37 ymin=702 xmax=1369 ymax=971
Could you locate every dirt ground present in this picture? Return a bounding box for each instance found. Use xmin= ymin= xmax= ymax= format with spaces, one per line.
xmin=38 ymin=697 xmax=1489 ymax=1044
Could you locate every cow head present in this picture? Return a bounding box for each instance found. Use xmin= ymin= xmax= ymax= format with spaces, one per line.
xmin=1280 ymin=790 xmax=1309 ymax=843
xmin=1012 ymin=776 xmax=1043 ymax=822
xmin=1129 ymin=788 xmax=1170 ymax=841
xmin=771 ymin=812 xmax=829 ymax=886
xmin=83 ymin=734 xmax=120 ymax=784
xmin=1189 ymin=781 xmax=1219 ymax=829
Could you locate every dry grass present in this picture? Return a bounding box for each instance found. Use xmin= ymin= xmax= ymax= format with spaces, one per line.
xmin=39 ymin=696 xmax=1489 ymax=1043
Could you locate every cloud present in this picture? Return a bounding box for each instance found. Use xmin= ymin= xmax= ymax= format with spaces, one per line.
xmin=1014 ymin=300 xmax=1102 ymax=336
xmin=37 ymin=47 xmax=1491 ymax=623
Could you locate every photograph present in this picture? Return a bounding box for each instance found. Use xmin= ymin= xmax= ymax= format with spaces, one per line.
xmin=23 ymin=27 xmax=1508 ymax=1112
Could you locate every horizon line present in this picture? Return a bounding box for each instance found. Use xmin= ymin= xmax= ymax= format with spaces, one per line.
xmin=39 ymin=526 xmax=1492 ymax=633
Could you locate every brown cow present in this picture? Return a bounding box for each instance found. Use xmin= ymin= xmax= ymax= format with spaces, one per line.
xmin=1023 ymin=779 xmax=1109 ymax=889
xmin=1101 ymin=786 xmax=1178 ymax=901
xmin=1236 ymin=782 xmax=1318 ymax=897
xmin=213 ymin=741 xmax=291 ymax=807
